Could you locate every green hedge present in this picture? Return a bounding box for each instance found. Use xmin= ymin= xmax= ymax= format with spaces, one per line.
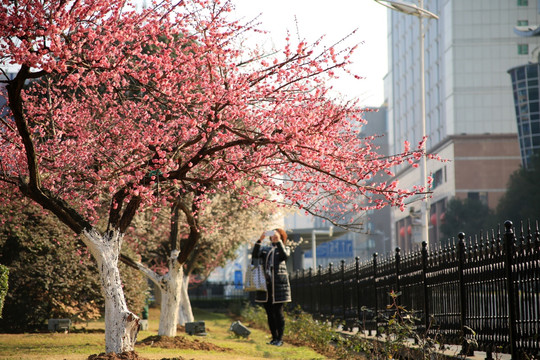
xmin=190 ymin=298 xmax=249 ymax=315
xmin=0 ymin=265 xmax=8 ymax=319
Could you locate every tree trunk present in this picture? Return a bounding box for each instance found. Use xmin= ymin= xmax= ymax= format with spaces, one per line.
xmin=177 ymin=274 xmax=194 ymax=326
xmin=157 ymin=256 xmax=183 ymax=337
xmin=83 ymin=228 xmax=139 ymax=354
xmin=121 ymin=250 xmax=184 ymax=337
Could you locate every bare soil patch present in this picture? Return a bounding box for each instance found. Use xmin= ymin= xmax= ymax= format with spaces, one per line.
xmin=137 ymin=334 xmax=231 ymax=352
xmin=87 ymin=351 xmax=185 ymax=360
xmin=87 ymin=334 xmax=230 ymax=360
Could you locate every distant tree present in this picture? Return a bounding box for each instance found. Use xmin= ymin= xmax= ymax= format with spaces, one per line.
xmin=439 ymin=197 xmax=496 ymax=245
xmin=496 ymin=154 xmax=540 ymax=225
xmin=121 ymin=182 xmax=280 ymax=335
xmin=0 ymin=201 xmax=147 ymax=332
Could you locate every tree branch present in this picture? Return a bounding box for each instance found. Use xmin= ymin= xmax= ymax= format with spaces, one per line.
xmin=176 ymin=193 xmax=202 ymax=264
xmin=119 ymin=253 xmax=162 ymax=286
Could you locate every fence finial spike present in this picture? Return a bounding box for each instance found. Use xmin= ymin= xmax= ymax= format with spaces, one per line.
xmin=535 ymin=220 xmax=540 ymax=245
xmin=504 ymin=220 xmax=514 ymax=233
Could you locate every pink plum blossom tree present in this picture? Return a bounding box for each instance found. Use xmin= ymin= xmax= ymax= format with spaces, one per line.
xmin=121 ymin=182 xmax=281 ymax=335
xmin=0 ymin=0 xmax=430 ymax=354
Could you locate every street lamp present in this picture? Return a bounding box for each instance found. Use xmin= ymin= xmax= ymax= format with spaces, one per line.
xmin=311 ymin=226 xmax=333 ymax=268
xmin=374 ymin=0 xmax=438 ymax=19
xmin=374 ymin=0 xmax=438 ymax=246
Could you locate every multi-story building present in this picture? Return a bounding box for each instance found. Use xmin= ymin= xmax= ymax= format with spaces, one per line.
xmin=508 ymin=62 xmax=540 ymax=169
xmin=508 ymin=19 xmax=540 ymax=168
xmin=384 ymin=0 xmax=540 ymax=250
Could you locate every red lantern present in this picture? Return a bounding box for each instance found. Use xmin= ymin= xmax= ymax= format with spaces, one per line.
xmin=407 ymin=225 xmax=412 ymax=235
xmin=431 ymin=213 xmax=437 ymax=226
xmin=399 ymin=227 xmax=405 ymax=238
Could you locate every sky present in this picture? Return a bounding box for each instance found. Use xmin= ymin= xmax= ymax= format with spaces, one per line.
xmin=230 ymin=0 xmax=388 ymax=107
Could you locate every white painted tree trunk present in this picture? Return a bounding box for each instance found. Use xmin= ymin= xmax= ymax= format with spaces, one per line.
xmin=124 ymin=250 xmax=187 ymax=337
xmin=177 ymin=274 xmax=194 ymax=326
xmin=82 ymin=228 xmax=139 ymax=354
xmin=157 ymin=251 xmax=183 ymax=337
xmin=131 ymin=249 xmax=183 ymax=337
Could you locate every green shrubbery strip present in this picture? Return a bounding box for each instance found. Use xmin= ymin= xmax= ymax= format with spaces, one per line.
xmin=241 ymin=304 xmax=368 ymax=359
xmin=0 ymin=265 xmax=8 ymax=319
xmin=240 ymin=292 xmax=460 ymax=360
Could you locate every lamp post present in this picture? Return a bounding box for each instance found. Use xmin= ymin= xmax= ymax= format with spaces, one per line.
xmin=374 ymin=0 xmax=438 ymax=246
xmin=311 ymin=226 xmax=333 ymax=268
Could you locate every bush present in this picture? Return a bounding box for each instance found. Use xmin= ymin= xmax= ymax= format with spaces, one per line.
xmin=0 ymin=202 xmax=147 ymax=332
xmin=190 ymin=298 xmax=249 ymax=314
xmin=241 ymin=304 xmax=369 ymax=359
xmin=0 ymin=264 xmax=8 ymax=318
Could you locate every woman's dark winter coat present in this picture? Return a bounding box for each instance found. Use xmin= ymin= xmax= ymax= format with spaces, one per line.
xmin=251 ymin=240 xmax=291 ymax=304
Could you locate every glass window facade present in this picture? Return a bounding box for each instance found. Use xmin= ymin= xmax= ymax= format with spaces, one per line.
xmin=508 ymin=63 xmax=540 ymax=168
xmin=518 ymin=44 xmax=529 ymax=55
xmin=518 ymin=0 xmax=528 ymax=5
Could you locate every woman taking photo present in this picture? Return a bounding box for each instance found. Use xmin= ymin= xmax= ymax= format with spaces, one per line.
xmin=251 ymin=228 xmax=291 ymax=346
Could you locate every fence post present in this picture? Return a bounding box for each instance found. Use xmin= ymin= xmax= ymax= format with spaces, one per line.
xmin=458 ymin=232 xmax=473 ymax=356
xmin=309 ymin=267 xmax=313 ymax=314
xmin=329 ymin=262 xmax=333 ymax=323
xmin=373 ymin=252 xmax=379 ymax=336
xmin=341 ymin=259 xmax=346 ymax=327
xmin=503 ymin=220 xmax=518 ymax=360
xmin=421 ymin=241 xmax=430 ymax=334
xmin=355 ymin=256 xmax=361 ymax=331
xmin=301 ymin=268 xmax=305 ymax=309
xmin=292 ymin=269 xmax=297 ymax=308
xmin=318 ymin=264 xmax=323 ymax=316
xmin=395 ymin=247 xmax=401 ymax=304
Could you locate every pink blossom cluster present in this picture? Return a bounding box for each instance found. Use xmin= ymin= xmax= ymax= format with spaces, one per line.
xmin=0 ymin=0 xmax=431 ymax=231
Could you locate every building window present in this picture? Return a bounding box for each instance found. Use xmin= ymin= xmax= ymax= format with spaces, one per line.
xmin=517 ymin=20 xmax=529 ymax=26
xmin=468 ymin=192 xmax=488 ymax=206
xmin=518 ymin=0 xmax=528 ymax=5
xmin=518 ymin=44 xmax=529 ymax=55
xmin=432 ymin=168 xmax=444 ymax=189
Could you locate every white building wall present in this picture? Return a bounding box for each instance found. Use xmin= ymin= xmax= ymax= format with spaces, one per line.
xmin=391 ymin=141 xmax=456 ymax=225
xmin=385 ymin=0 xmax=539 ymax=248
xmin=389 ymin=0 xmax=538 ymax=158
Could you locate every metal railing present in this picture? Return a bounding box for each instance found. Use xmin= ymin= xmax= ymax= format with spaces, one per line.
xmin=290 ymin=220 xmax=540 ymax=359
xmin=188 ymin=281 xmax=248 ymax=300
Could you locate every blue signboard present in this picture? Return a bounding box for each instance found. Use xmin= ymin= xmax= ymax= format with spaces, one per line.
xmin=234 ymin=270 xmax=243 ymax=289
xmin=304 ymin=239 xmax=353 ymax=259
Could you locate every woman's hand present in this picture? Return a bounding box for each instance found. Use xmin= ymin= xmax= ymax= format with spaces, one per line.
xmin=257 ymin=232 xmax=265 ymax=243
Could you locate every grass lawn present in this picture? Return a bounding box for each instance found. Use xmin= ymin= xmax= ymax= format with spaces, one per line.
xmin=0 ymin=307 xmax=328 ymax=360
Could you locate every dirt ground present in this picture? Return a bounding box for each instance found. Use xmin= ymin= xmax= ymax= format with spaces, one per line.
xmin=136 ymin=334 xmax=231 ymax=352
xmin=86 ymin=334 xmax=231 ymax=360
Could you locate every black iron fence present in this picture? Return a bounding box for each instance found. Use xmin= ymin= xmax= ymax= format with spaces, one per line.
xmin=290 ymin=221 xmax=540 ymax=359
xmin=188 ymin=281 xmax=247 ymax=300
